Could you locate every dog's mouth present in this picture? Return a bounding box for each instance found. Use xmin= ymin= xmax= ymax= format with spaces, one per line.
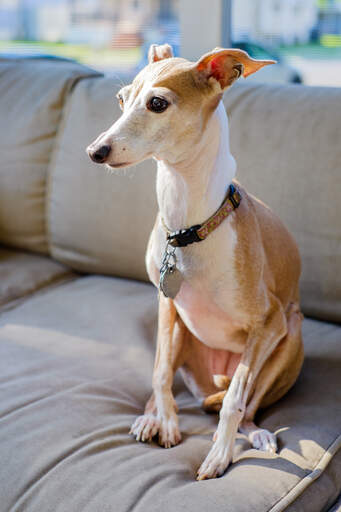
xmin=105 ymin=152 xmax=152 ymax=170
xmin=106 ymin=162 xmax=132 ymax=169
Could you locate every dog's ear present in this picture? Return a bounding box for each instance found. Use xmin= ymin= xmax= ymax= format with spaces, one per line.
xmin=148 ymin=43 xmax=174 ymax=64
xmin=195 ymin=47 xmax=276 ymax=90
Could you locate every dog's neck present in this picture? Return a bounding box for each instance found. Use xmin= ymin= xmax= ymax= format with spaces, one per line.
xmin=156 ymin=101 xmax=236 ymax=231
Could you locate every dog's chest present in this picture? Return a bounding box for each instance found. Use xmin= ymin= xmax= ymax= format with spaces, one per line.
xmin=164 ymin=223 xmax=248 ymax=352
xmin=174 ymin=280 xmax=247 ymax=352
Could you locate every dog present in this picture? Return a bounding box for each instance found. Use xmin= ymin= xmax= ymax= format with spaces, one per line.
xmin=87 ymin=43 xmax=304 ymax=480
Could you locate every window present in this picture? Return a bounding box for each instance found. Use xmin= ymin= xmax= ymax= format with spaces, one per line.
xmin=231 ymin=0 xmax=341 ymax=86
xmin=0 ymin=0 xmax=340 ymax=86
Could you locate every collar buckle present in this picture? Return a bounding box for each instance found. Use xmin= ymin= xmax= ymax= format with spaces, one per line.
xmin=163 ymin=184 xmax=242 ymax=248
xmin=228 ymin=183 xmax=240 ymax=209
xmin=167 ymin=224 xmax=201 ymax=247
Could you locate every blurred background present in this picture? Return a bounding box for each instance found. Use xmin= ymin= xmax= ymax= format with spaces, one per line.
xmin=0 ymin=0 xmax=340 ymax=86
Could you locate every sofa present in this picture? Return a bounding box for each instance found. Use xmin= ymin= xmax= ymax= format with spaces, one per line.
xmin=0 ymin=56 xmax=340 ymax=512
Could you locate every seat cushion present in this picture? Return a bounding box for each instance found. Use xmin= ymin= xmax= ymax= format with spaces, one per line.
xmin=0 ymin=57 xmax=99 ymax=254
xmin=0 ymin=276 xmax=340 ymax=512
xmin=0 ymin=247 xmax=76 ymax=311
xmin=328 ymin=493 xmax=341 ymax=512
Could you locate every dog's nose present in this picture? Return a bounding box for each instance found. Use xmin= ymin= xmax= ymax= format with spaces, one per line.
xmin=88 ymin=144 xmax=111 ymax=164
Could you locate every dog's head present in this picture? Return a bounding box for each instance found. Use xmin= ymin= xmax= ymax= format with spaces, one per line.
xmin=87 ymin=44 xmax=275 ymax=168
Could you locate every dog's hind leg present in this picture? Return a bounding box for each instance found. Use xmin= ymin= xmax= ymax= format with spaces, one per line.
xmin=202 ymin=375 xmax=231 ymax=413
xmin=197 ymin=296 xmax=301 ymax=480
xmin=203 ymin=304 xmax=303 ymax=453
xmin=239 ymin=303 xmax=303 ymax=452
xmin=203 ymin=390 xmax=227 ymax=413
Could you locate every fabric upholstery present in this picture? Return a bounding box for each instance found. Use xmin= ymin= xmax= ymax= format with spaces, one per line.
xmin=0 ymin=247 xmax=75 ymax=312
xmin=0 ymin=58 xmax=99 ymax=254
xmin=224 ymin=82 xmax=341 ymax=323
xmin=49 ymin=77 xmax=341 ymax=322
xmin=48 ymin=76 xmax=157 ymax=281
xmin=329 ymin=494 xmax=341 ymax=512
xmin=0 ymin=275 xmax=340 ymax=512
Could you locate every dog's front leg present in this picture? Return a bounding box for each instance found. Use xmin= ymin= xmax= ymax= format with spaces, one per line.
xmin=197 ymin=300 xmax=287 ymax=480
xmin=153 ymin=294 xmax=182 ymax=447
xmin=131 ymin=294 xmax=184 ymax=448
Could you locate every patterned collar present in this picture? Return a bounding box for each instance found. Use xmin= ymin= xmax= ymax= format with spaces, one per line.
xmin=161 ymin=183 xmax=242 ymax=248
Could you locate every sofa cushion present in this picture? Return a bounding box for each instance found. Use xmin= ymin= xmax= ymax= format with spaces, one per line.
xmin=0 ymin=247 xmax=76 ymax=312
xmin=329 ymin=494 xmax=341 ymax=512
xmin=0 ymin=57 xmax=99 ymax=254
xmin=0 ymin=275 xmax=340 ymax=512
xmin=49 ymin=77 xmax=340 ymax=323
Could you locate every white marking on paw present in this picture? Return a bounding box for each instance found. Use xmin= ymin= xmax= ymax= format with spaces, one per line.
xmin=249 ymin=428 xmax=277 ymax=453
xmin=196 ymin=439 xmax=233 ymax=480
xmin=130 ymin=413 xmax=181 ymax=448
xmin=130 ymin=414 xmax=160 ymax=442
xmin=158 ymin=414 xmax=182 ymax=448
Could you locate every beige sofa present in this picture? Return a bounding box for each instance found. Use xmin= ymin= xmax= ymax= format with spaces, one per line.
xmin=0 ymin=56 xmax=340 ymax=512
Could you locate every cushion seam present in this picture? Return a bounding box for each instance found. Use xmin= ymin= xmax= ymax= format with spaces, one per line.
xmin=267 ymin=434 xmax=341 ymax=512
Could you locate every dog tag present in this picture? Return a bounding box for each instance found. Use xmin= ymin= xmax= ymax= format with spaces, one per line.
xmin=159 ymin=241 xmax=183 ymax=299
xmin=159 ymin=266 xmax=183 ymax=299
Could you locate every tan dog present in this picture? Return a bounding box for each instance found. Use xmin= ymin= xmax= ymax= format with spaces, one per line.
xmin=87 ymin=43 xmax=304 ymax=480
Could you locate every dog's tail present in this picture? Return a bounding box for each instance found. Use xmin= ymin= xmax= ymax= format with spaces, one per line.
xmin=202 ymin=374 xmax=231 ymax=413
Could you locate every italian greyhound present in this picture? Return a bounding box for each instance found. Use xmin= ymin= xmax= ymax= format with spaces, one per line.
xmin=87 ymin=44 xmax=304 ymax=480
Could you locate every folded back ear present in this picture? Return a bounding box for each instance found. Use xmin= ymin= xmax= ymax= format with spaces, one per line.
xmin=148 ymin=43 xmax=174 ymax=64
xmin=196 ymin=48 xmax=276 ymax=90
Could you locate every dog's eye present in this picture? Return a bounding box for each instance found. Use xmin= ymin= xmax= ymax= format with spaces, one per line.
xmin=117 ymin=94 xmax=124 ymax=110
xmin=147 ymin=96 xmax=169 ymax=113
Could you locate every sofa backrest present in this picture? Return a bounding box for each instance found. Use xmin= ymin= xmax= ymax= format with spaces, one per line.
xmin=1 ymin=59 xmax=340 ymax=323
xmin=0 ymin=57 xmax=99 ymax=254
xmin=47 ymin=75 xmax=158 ymax=281
xmin=224 ymin=82 xmax=341 ymax=323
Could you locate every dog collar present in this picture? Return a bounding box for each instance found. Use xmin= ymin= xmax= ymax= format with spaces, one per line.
xmin=161 ymin=183 xmax=242 ymax=248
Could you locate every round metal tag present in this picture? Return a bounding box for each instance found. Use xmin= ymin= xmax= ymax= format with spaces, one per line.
xmin=159 ymin=267 xmax=183 ymax=299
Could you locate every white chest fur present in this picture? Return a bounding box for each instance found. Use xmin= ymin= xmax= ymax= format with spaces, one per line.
xmin=173 ymin=222 xmax=247 ymax=352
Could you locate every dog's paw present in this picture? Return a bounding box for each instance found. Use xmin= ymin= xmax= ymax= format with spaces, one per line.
xmin=130 ymin=414 xmax=160 ymax=442
xmin=196 ymin=440 xmax=232 ymax=480
xmin=130 ymin=413 xmax=181 ymax=448
xmin=158 ymin=415 xmax=182 ymax=448
xmin=249 ymin=428 xmax=277 ymax=453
